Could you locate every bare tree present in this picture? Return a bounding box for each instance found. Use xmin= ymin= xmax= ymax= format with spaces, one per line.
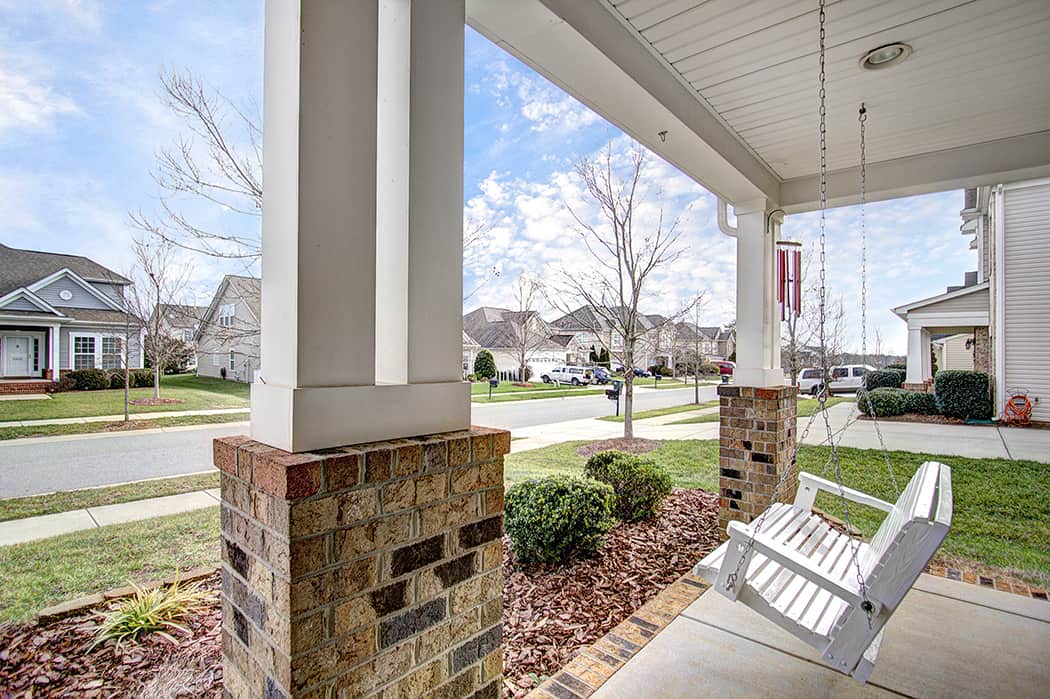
xmin=689 ymin=291 xmax=709 ymax=404
xmin=780 ymin=251 xmax=848 ymax=385
xmin=126 ymin=237 xmax=192 ymax=399
xmin=463 ymin=217 xmax=500 ymax=303
xmin=507 ymin=274 xmax=549 ymax=383
xmin=549 ymin=142 xmax=688 ymax=438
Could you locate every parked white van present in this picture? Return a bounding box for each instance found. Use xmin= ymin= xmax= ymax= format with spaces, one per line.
xmin=796 ymin=364 xmax=874 ymax=395
xmin=541 ymin=366 xmax=592 ymax=385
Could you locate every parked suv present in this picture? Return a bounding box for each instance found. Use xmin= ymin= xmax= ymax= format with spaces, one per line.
xmin=797 ymin=367 xmax=824 ymax=395
xmin=796 ymin=364 xmax=873 ymax=395
xmin=541 ymin=366 xmax=592 ymax=385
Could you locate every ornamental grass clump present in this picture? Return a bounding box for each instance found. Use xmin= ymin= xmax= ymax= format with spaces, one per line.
xmin=584 ymin=450 xmax=673 ymax=522
xmin=504 ymin=476 xmax=614 ymax=565
xmin=93 ymin=578 xmax=212 ymax=648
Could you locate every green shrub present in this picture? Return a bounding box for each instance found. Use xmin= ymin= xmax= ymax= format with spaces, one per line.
xmin=133 ymin=368 xmax=155 ymax=388
xmin=584 ymin=451 xmax=673 ymax=522
xmin=67 ymin=368 xmax=109 ymax=391
xmin=504 ymin=476 xmax=614 ymax=564
xmin=864 ymin=369 xmax=904 ymax=391
xmin=473 ymin=350 xmax=496 ymax=380
xmin=934 ymin=370 xmax=991 ymax=419
xmin=858 ymin=387 xmax=906 ymax=417
xmin=108 ymin=369 xmax=129 ymax=389
xmin=901 ymin=390 xmax=940 ymax=415
xmin=465 ymin=373 xmax=477 ymax=382
xmin=50 ymin=375 xmax=76 ymax=393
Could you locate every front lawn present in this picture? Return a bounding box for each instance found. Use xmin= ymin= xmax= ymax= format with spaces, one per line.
xmin=505 ymin=439 xmax=1050 ymax=583
xmin=598 ymin=400 xmax=719 ymax=423
xmin=669 ymin=395 xmax=852 ymax=424
xmin=0 ymin=472 xmax=220 ymax=522
xmin=0 ymin=507 xmax=220 ymax=623
xmin=0 ymin=411 xmax=248 ymax=441
xmin=471 ymin=385 xmax=605 ymax=403
xmin=0 ymin=374 xmax=250 ymax=421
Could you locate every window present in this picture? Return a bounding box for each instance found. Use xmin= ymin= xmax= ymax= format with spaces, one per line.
xmin=853 ymin=367 xmax=869 ymax=377
xmin=101 ymin=337 xmax=122 ymax=370
xmin=73 ymin=336 xmax=96 ymax=369
xmin=218 ymin=303 xmax=235 ymax=328
xmin=181 ymin=329 xmax=194 ymax=343
xmin=212 ymin=353 xmax=221 ymax=367
xmin=32 ymin=338 xmax=40 ymax=372
xmin=229 ymin=350 xmax=236 ymax=371
xmin=802 ymin=369 xmax=821 ymax=379
xmin=831 ymin=367 xmax=849 ymax=379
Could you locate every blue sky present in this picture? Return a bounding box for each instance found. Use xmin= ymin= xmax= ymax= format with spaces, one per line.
xmin=1 ymin=1 xmax=976 ymax=355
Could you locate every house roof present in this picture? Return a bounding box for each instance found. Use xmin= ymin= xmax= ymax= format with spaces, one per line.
xmin=197 ymin=275 xmax=261 ymax=340
xmin=0 ymin=243 xmax=130 ymax=297
xmin=892 ymin=282 xmax=989 ymax=319
xmin=463 ymin=306 xmax=567 ymax=351
xmin=156 ymin=303 xmax=209 ymax=322
xmin=462 ymin=330 xmax=481 ymax=348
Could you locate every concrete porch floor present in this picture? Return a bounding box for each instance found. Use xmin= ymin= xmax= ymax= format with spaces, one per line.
xmin=592 ymin=574 xmax=1049 ymax=698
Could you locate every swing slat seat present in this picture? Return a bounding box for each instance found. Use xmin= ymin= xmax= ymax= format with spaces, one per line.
xmin=694 ymin=462 xmax=952 ymax=683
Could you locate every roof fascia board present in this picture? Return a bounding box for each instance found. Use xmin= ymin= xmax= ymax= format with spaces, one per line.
xmin=0 ymin=288 xmax=65 ymax=316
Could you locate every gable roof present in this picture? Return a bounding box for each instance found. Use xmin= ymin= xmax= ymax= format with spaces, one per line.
xmin=892 ymin=282 xmax=989 ymax=319
xmin=463 ymin=306 xmax=566 ymax=350
xmin=152 ymin=303 xmax=209 ymax=327
xmin=0 ymin=243 xmax=130 ymax=297
xmin=197 ymin=275 xmax=261 ymax=340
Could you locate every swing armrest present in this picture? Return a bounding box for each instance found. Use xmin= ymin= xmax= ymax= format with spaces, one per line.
xmin=795 ymin=472 xmax=894 ymax=513
xmin=727 ymin=521 xmax=864 ymax=606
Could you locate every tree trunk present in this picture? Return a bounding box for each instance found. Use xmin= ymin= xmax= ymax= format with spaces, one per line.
xmin=154 ymin=364 xmax=161 ymax=399
xmin=623 ymin=343 xmax=634 ymax=439
xmin=694 ymin=370 xmax=699 ymax=404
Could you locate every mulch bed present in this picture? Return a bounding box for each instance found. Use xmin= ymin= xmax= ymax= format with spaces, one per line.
xmin=576 ymin=438 xmax=662 ymax=457
xmin=859 ymin=413 xmax=966 ymax=425
xmin=128 ymin=398 xmax=185 ymax=406
xmin=0 ymin=493 xmax=718 ymax=698
xmin=502 ymin=488 xmax=719 ymax=696
xmin=0 ymin=573 xmax=223 ymax=698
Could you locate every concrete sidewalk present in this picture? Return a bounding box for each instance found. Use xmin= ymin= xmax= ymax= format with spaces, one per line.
xmin=0 ymin=489 xmax=220 ymax=547
xmin=0 ymin=407 xmax=249 ymax=429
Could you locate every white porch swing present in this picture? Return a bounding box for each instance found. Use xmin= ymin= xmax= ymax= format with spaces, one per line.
xmin=694 ymin=0 xmax=953 ymax=683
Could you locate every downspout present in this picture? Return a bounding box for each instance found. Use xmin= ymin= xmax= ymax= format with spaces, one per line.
xmin=717 ymin=198 xmax=737 ymax=237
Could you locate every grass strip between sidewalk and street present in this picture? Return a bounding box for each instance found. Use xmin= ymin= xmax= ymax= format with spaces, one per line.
xmin=0 ymin=411 xmax=249 ymax=441
xmin=471 ymin=386 xmax=605 ymax=403
xmin=505 ymin=439 xmax=1049 ymax=584
xmin=668 ymin=395 xmax=853 ymax=424
xmin=0 ymin=472 xmax=220 ymax=523
xmin=597 ymin=400 xmax=719 ymax=423
xmin=0 ymin=506 xmax=220 ymax=623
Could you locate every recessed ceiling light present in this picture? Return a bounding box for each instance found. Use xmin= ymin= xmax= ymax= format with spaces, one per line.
xmin=859 ymin=42 xmax=912 ymax=70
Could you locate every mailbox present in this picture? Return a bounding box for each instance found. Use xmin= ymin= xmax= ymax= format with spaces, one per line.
xmin=489 ymin=378 xmax=499 ymax=388
xmin=606 ymin=379 xmax=622 ymax=400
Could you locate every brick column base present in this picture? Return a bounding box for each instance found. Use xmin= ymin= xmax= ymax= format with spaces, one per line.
xmin=717 ymin=385 xmax=797 ymax=537
xmin=214 ymin=427 xmax=509 ymax=699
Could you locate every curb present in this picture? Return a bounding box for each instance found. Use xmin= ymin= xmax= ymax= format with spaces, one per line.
xmin=35 ymin=565 xmax=220 ymax=624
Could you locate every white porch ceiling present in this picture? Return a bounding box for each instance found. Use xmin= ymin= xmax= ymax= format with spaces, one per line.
xmin=469 ymin=0 xmax=1050 ymax=211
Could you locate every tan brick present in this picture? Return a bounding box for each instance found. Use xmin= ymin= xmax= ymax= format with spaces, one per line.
xmin=451 ymin=465 xmax=482 ymax=494
xmin=325 ymin=451 xmax=362 ymax=492
xmin=335 ymin=512 xmax=412 ymax=560
xmin=492 ymin=430 xmax=511 ymax=457
xmin=480 ymin=648 xmax=502 ymax=682
xmin=450 ymin=576 xmax=486 ymax=615
xmin=470 ymin=434 xmax=492 ymax=462
xmin=365 ymin=448 xmax=394 ymax=483
xmin=334 ymin=594 xmax=377 ymax=636
xmin=290 ymin=497 xmax=337 ymax=538
xmin=291 ymin=608 xmax=329 ymax=655
xmin=415 ymin=473 xmax=449 ymax=505
xmin=415 ymin=620 xmax=451 ymax=662
xmin=480 ymin=597 xmax=502 ymax=628
xmin=337 ymin=488 xmax=378 ymax=525
xmin=396 ymin=444 xmax=423 ymax=477
xmin=382 ymin=479 xmax=416 ymax=513
xmin=483 ymin=488 xmax=504 ymax=516
xmin=385 ymin=657 xmax=447 ymax=699
xmin=448 ymin=437 xmax=471 ymax=467
xmin=481 ymin=540 xmax=502 ymax=572
xmin=290 ymin=534 xmax=329 ymax=578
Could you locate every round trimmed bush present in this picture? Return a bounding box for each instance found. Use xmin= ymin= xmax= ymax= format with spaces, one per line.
xmin=504 ymin=476 xmax=614 ymax=564
xmin=108 ymin=369 xmax=129 ymax=389
xmin=585 ymin=451 xmax=673 ymax=522
xmin=473 ymin=350 xmax=496 ymax=380
xmin=934 ymin=370 xmax=991 ymax=419
xmin=858 ymin=387 xmax=906 ymax=417
xmin=133 ymin=369 xmax=154 ymax=388
xmin=902 ymin=390 xmax=939 ymax=415
xmin=864 ymin=369 xmax=904 ymax=391
xmin=67 ymin=368 xmax=109 ymax=391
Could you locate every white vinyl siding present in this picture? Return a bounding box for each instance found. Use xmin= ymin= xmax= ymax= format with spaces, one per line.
xmin=1002 ymin=182 xmax=1050 ymax=422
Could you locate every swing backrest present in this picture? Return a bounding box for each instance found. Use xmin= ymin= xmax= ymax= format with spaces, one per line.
xmin=862 ymin=462 xmax=953 ymax=611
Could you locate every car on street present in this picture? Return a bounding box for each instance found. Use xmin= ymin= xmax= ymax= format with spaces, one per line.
xmin=797 ymin=364 xmax=874 ymax=395
xmin=590 ymin=366 xmax=612 ymax=384
xmin=541 ymin=366 xmax=593 ymax=385
xmin=797 ymin=367 xmax=824 ymax=395
xmin=715 ymin=360 xmax=735 ymax=376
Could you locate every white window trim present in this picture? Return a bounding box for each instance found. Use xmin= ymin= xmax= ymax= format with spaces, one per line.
xmin=229 ymin=350 xmax=236 ymax=371
xmin=69 ymin=331 xmax=127 ymax=370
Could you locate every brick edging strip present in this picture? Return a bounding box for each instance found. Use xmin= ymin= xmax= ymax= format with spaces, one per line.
xmin=925 ymin=564 xmax=1049 ymax=601
xmin=35 ymin=565 xmax=220 ymax=623
xmin=528 ymin=572 xmax=711 ymax=699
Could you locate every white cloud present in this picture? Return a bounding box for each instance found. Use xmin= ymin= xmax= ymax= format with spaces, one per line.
xmin=0 ymin=60 xmax=80 ymax=135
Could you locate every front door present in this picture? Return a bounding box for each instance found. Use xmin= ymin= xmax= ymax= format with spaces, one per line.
xmin=3 ymin=336 xmax=31 ymax=376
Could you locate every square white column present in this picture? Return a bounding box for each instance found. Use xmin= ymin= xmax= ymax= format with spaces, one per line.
xmin=252 ymin=0 xmax=468 ymax=452
xmin=733 ymin=198 xmax=784 ymax=387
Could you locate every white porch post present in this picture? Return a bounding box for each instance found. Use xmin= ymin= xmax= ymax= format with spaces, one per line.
xmin=732 ymin=198 xmax=783 ymax=387
xmin=906 ymin=323 xmax=923 ymax=383
xmin=251 ymin=0 xmax=468 ymax=453
xmin=921 ymin=328 xmax=933 ymax=380
xmin=49 ymin=324 xmax=60 ymax=380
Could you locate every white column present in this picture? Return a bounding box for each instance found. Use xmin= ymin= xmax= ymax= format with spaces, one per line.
xmin=905 ymin=322 xmax=923 ymax=383
xmin=921 ymin=328 xmax=933 ymax=381
xmin=252 ymin=0 xmax=468 ymax=452
xmin=50 ymin=325 xmax=60 ymax=380
xmin=733 ymin=198 xmax=784 ymax=387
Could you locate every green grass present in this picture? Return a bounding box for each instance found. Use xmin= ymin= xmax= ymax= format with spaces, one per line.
xmin=669 ymin=396 xmax=852 ymax=425
xmin=0 ymin=374 xmax=250 ymax=421
xmin=471 ymin=386 xmax=605 ymax=403
xmin=0 ymin=507 xmax=220 ymax=623
xmin=0 ymin=411 xmax=249 ymax=441
xmin=648 ymin=378 xmax=717 ymax=389
xmin=505 ymin=440 xmax=1050 ymax=582
xmin=469 ymin=381 xmax=568 ymax=395
xmin=0 ymin=472 xmax=220 ymax=522
xmin=598 ymin=400 xmax=719 ymax=423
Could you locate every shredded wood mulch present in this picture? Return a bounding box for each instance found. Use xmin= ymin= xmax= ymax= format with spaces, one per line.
xmin=0 ymin=493 xmax=718 ymax=698
xmin=858 ymin=413 xmax=966 ymax=425
xmin=502 ymin=488 xmax=718 ymax=696
xmin=575 ymin=438 xmax=663 ymax=457
xmin=0 ymin=573 xmax=223 ymax=698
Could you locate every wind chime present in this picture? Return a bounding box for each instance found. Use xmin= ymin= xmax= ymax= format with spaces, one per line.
xmin=776 ymin=239 xmax=803 ymax=321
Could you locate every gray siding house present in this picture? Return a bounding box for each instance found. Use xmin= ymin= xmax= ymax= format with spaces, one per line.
xmin=0 ymin=243 xmax=142 ymax=391
xmin=195 ymin=275 xmax=260 ymax=383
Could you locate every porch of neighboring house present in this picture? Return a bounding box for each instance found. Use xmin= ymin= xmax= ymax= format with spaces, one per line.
xmin=0 ymin=326 xmax=58 ymax=394
xmin=201 ymin=0 xmax=1050 ymax=696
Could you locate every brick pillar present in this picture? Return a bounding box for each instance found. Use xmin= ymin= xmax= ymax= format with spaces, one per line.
xmin=973 ymin=326 xmax=990 ymax=374
xmin=214 ymin=427 xmax=509 ymax=699
xmin=717 ymin=385 xmax=797 ymax=536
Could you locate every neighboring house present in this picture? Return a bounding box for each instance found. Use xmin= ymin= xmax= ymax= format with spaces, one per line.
xmin=932 ymin=333 xmax=975 ymax=372
xmin=463 ymin=306 xmax=580 ymax=379
xmin=195 ymin=275 xmax=260 ymax=383
xmin=0 ymin=243 xmax=142 ymax=392
xmin=149 ymin=303 xmax=208 ymax=370
xmin=550 ymin=305 xmax=684 ymax=369
xmin=674 ymin=323 xmax=736 ymax=363
xmin=894 ymin=181 xmax=1050 ymax=422
xmin=462 ymin=331 xmax=481 ymax=376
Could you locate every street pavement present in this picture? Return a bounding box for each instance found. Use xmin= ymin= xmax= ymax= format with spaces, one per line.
xmin=0 ymin=385 xmax=714 ymax=498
